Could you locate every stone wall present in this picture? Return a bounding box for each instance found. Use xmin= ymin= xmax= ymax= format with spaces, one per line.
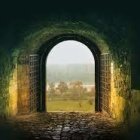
xmin=17 ymin=60 xmax=30 ymax=114
xmin=0 ymin=52 xmax=15 ymax=117
xmin=110 ymin=59 xmax=131 ymax=122
xmin=128 ymin=90 xmax=140 ymax=125
xmin=8 ymin=65 xmax=18 ymax=116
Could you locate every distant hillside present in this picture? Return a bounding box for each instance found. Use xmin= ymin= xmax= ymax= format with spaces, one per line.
xmin=47 ymin=64 xmax=95 ymax=84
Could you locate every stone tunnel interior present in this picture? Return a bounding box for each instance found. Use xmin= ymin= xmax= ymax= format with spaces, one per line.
xmin=0 ymin=1 xmax=140 ymax=139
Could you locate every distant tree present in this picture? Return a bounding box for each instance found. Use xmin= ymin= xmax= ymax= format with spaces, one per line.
xmin=57 ymin=81 xmax=68 ymax=94
xmin=48 ymin=82 xmax=55 ymax=95
xmin=87 ymin=87 xmax=95 ymax=97
xmin=69 ymin=81 xmax=84 ymax=97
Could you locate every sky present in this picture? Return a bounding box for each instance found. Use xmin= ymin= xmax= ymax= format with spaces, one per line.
xmin=46 ymin=40 xmax=95 ymax=64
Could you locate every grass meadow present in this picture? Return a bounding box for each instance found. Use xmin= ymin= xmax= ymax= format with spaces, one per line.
xmin=46 ymin=98 xmax=95 ymax=112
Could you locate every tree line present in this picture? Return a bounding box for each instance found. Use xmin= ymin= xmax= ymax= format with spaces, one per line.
xmin=47 ymin=81 xmax=95 ymax=100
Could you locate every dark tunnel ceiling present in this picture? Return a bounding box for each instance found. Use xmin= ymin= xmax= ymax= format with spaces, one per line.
xmin=0 ymin=0 xmax=139 ymax=20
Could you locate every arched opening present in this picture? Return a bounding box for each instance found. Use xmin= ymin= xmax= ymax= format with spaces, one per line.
xmin=46 ymin=40 xmax=95 ymax=112
xmin=17 ymin=33 xmax=112 ymax=115
xmin=38 ymin=34 xmax=101 ymax=113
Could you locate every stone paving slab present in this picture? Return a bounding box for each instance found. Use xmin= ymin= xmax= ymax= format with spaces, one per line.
xmin=6 ymin=112 xmax=125 ymax=140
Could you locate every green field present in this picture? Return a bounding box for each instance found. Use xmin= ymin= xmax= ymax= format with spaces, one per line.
xmin=46 ymin=99 xmax=95 ymax=112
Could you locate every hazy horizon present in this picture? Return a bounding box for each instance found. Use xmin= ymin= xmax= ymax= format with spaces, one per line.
xmin=46 ymin=40 xmax=95 ymax=85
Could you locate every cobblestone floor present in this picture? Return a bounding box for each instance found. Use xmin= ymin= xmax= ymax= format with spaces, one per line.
xmin=5 ymin=112 xmax=124 ymax=140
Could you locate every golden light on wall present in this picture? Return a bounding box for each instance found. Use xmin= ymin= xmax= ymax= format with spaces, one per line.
xmin=8 ymin=66 xmax=18 ymax=116
xmin=110 ymin=61 xmax=126 ymax=122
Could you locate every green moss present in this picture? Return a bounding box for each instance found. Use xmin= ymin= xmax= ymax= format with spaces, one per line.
xmin=18 ymin=21 xmax=110 ymax=54
xmin=0 ymin=47 xmax=19 ymax=116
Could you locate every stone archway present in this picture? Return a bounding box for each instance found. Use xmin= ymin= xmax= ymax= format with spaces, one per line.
xmin=38 ymin=34 xmax=101 ymax=112
xmin=17 ymin=35 xmax=111 ymax=114
xmin=16 ymin=22 xmax=111 ymax=115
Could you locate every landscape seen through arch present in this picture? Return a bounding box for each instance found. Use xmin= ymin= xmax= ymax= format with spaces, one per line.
xmin=46 ymin=40 xmax=95 ymax=112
